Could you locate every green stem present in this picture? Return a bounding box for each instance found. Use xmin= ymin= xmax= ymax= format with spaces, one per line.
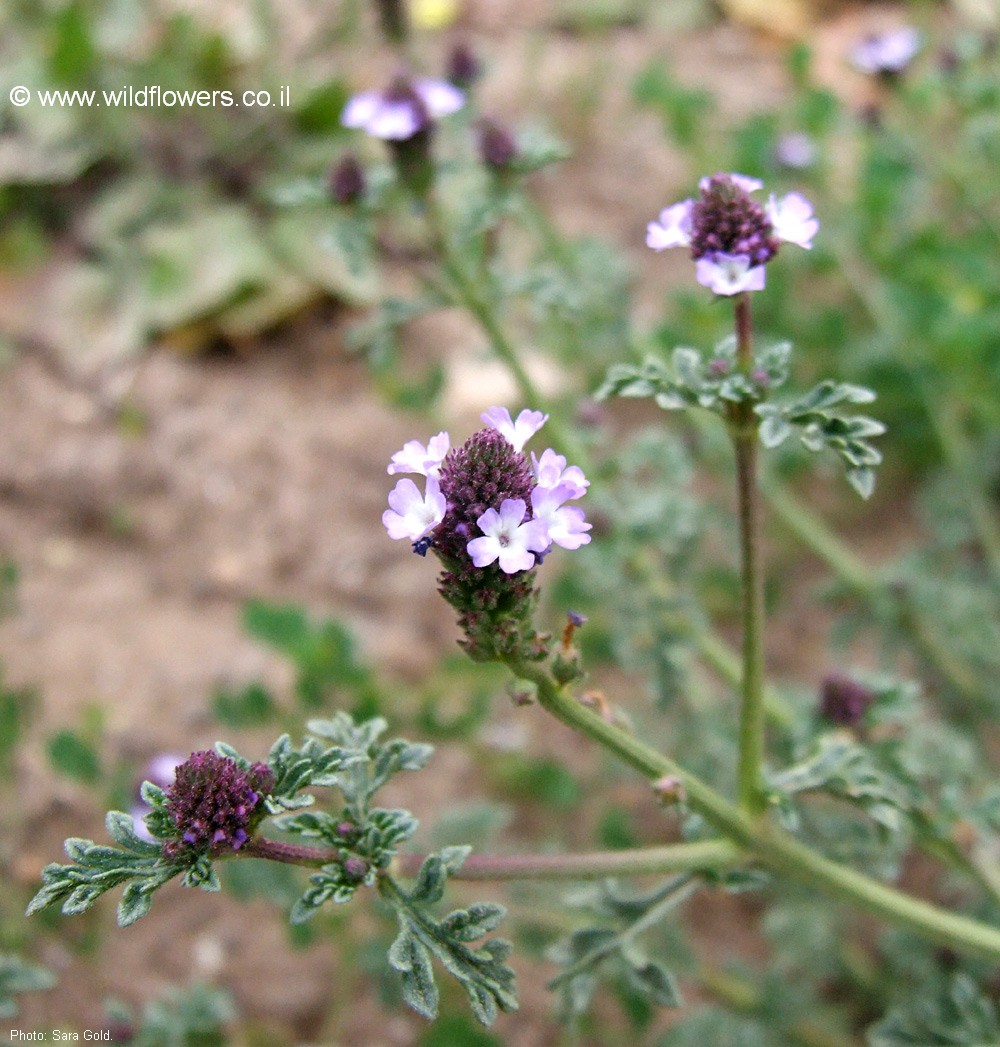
xmin=504 ymin=657 xmax=1000 ymax=964
xmin=731 ymin=293 xmax=767 ymax=814
xmin=396 ymin=840 xmax=740 ymax=882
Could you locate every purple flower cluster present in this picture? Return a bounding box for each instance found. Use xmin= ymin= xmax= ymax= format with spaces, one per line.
xmin=162 ymin=751 xmax=274 ymax=860
xmin=383 ymin=407 xmax=590 ymax=572
xmin=384 ymin=408 xmax=590 ymax=660
xmin=647 ymin=173 xmax=817 ymax=295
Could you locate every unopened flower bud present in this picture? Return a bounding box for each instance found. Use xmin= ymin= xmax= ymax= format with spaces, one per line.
xmin=477 ymin=118 xmax=517 ymax=171
xmin=330 ymin=154 xmax=366 ymax=205
xmin=447 ymin=41 xmax=481 ymax=89
xmin=820 ymin=673 xmax=876 ymax=727
xmin=343 ymin=855 xmax=369 ymax=882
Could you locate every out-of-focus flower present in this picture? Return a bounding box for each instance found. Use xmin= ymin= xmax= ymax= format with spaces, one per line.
xmin=850 ymin=26 xmax=921 ymax=76
xmin=341 ymin=76 xmax=464 ymax=141
xmin=531 ymin=448 xmax=588 ymax=497
xmin=646 ymin=173 xmax=817 ymax=296
xmin=774 ymin=132 xmax=817 ymax=170
xmin=766 ymin=192 xmax=819 ymax=249
xmin=411 ymin=0 xmax=460 ymax=31
xmin=132 ymin=753 xmax=185 ymax=843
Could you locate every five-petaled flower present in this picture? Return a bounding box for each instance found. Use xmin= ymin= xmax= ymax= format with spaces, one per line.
xmin=467 ymin=498 xmax=550 ymax=573
xmin=383 ymin=476 xmax=447 ymax=542
xmin=646 ymin=172 xmax=818 ymax=296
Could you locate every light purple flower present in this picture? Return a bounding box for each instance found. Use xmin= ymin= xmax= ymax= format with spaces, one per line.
xmin=467 ymin=498 xmax=549 ymax=574
xmin=646 ymin=200 xmax=693 ymax=251
xmin=387 ymin=432 xmax=450 ymax=477
xmin=481 ymin=406 xmax=549 ymax=453
xmin=851 ymin=26 xmax=920 ymax=75
xmin=531 ymin=448 xmax=588 ymax=497
xmin=530 ymin=484 xmax=592 ymax=551
xmin=342 ymin=77 xmax=465 ymax=141
xmin=695 ymin=254 xmax=767 ymax=296
xmin=775 ymin=132 xmax=816 ymax=170
xmin=383 ymin=476 xmax=447 ymax=541
xmin=766 ymin=193 xmax=819 ymax=249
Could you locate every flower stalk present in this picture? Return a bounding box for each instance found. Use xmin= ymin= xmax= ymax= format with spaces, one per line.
xmin=730 ymin=292 xmax=768 ymax=814
xmin=503 ymin=655 xmax=1000 ymax=964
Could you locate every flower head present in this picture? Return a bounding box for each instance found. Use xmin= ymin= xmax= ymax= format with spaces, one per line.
xmin=383 ymin=476 xmax=447 ymax=542
xmin=341 ymin=75 xmax=464 ymax=141
xmin=647 ymin=173 xmax=817 ymax=295
xmin=384 ymin=408 xmax=590 ymax=660
xmin=467 ymin=498 xmax=550 ymax=574
xmin=163 ymin=751 xmax=274 ymax=859
xmin=851 ymin=26 xmax=921 ymax=76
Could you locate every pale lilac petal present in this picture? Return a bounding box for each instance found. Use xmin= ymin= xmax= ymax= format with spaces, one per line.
xmin=695 ymin=253 xmax=766 ymax=296
xmin=368 ymin=102 xmax=423 ymax=140
xmin=531 ymin=449 xmax=589 ymax=496
xmin=646 ymin=200 xmax=693 ymax=251
xmin=341 ymin=92 xmax=381 ymax=129
xmin=146 ymin=754 xmax=184 ymax=789
xmin=383 ymin=477 xmax=445 ymax=541
xmin=767 ymin=192 xmax=818 ymax=249
xmin=467 ymin=533 xmax=501 ymax=568
xmin=497 ymin=544 xmax=537 ymax=574
xmin=531 ymin=485 xmax=592 ymax=550
xmin=387 ymin=432 xmax=450 ymax=477
xmin=414 ymin=78 xmax=465 ymax=118
xmin=481 ymin=406 xmax=548 ymax=452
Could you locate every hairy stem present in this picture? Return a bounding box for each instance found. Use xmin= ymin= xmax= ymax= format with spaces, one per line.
xmin=504 ymin=656 xmax=1000 ymax=964
xmin=396 ymin=840 xmax=740 ymax=881
xmin=731 ymin=293 xmax=767 ymax=814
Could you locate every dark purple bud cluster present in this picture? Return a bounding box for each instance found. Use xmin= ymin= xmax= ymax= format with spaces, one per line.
xmin=820 ymin=673 xmax=876 ymax=727
xmin=163 ymin=751 xmax=274 ymax=859
xmin=689 ymin=175 xmax=780 ymax=267
xmin=434 ymin=428 xmax=544 ymax=661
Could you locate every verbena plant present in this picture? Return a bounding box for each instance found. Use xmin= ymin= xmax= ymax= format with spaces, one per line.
xmin=25 ymin=8 xmax=1000 ymax=1043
